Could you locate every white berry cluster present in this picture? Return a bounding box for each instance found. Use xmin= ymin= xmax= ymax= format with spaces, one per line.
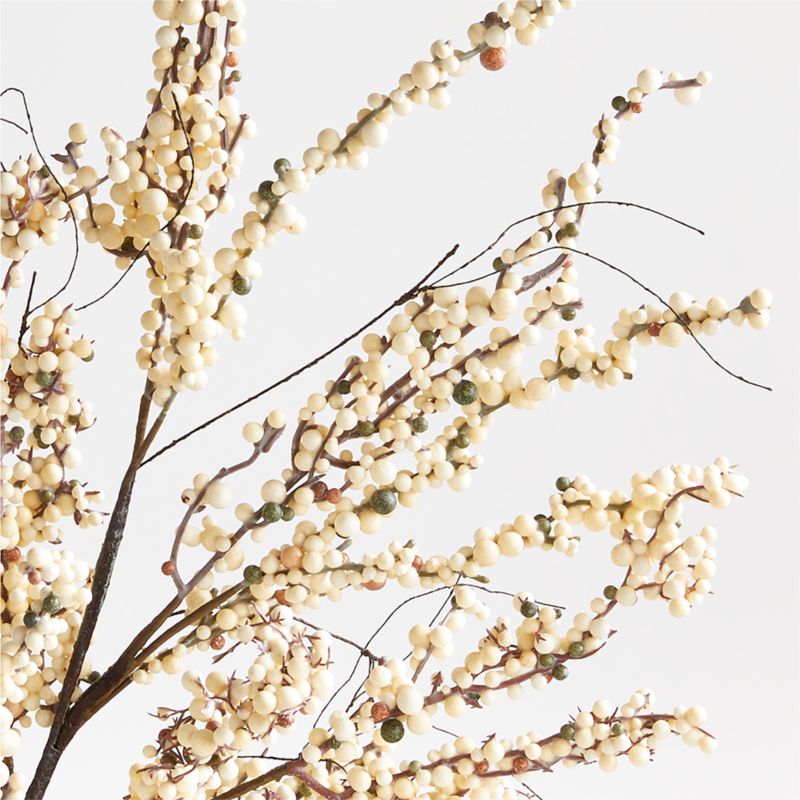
xmin=1 ymin=301 xmax=102 ymax=550
xmin=124 ymin=456 xmax=736 ymax=799
xmin=0 ymin=156 xmax=70 ymax=290
xmin=0 ymin=547 xmax=93 ymax=737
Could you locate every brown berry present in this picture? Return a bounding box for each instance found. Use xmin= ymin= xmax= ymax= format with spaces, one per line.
xmin=3 ymin=547 xmax=21 ymax=564
xmin=474 ymin=760 xmax=489 ymax=775
xmin=647 ymin=323 xmax=663 ymax=337
xmin=326 ymin=488 xmax=342 ymax=504
xmin=312 ymin=482 xmax=328 ymax=501
xmin=27 ymin=569 xmax=42 ymax=585
xmin=161 ymin=560 xmax=176 ymax=576
xmin=483 ymin=11 xmax=502 ymax=26
xmin=480 ymin=47 xmax=507 ymax=72
xmin=371 ymin=702 xmax=391 ymax=722
xmin=631 ymin=102 xmax=643 ymax=113
xmin=226 ymin=52 xmax=239 ymax=67
xmin=411 ymin=555 xmax=423 ymax=570
xmin=512 ymin=756 xmax=530 ymax=774
xmin=363 ymin=579 xmax=386 ymax=591
xmin=275 ymin=589 xmax=289 ymax=605
xmin=210 ymin=635 xmax=225 ymax=650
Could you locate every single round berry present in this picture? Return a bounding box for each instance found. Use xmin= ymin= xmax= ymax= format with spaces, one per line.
xmin=370 ymin=488 xmax=397 ymax=515
xmin=452 ymin=379 xmax=479 ymax=406
xmin=560 ymin=723 xmax=576 ymax=740
xmin=273 ymin=157 xmax=290 ymax=175
xmin=419 ymin=330 xmax=437 ymax=349
xmin=3 ymin=547 xmax=21 ymax=563
xmin=611 ymin=95 xmax=627 ymax=111
xmin=312 ymin=482 xmax=328 ymax=501
xmin=244 ymin=564 xmax=265 ymax=584
xmin=480 ymin=46 xmax=507 ymax=71
xmin=23 ymin=611 xmax=40 ymax=628
xmin=187 ymin=224 xmax=203 ymax=239
xmin=453 ymin=433 xmax=470 ymax=449
xmin=257 ymin=180 xmax=276 ymax=202
xmin=520 ymin=600 xmax=538 ymax=618
xmin=42 ymin=594 xmax=61 ymax=614
xmin=410 ymin=416 xmax=428 ymax=434
xmin=552 ymin=663 xmax=569 ymax=681
xmin=566 ymin=367 xmax=581 ymax=381
xmin=563 ymin=222 xmax=580 ymax=238
xmin=408 ymin=761 xmax=422 ymax=774
xmin=281 ymin=506 xmax=295 ymax=522
xmin=38 ymin=489 xmax=55 ymax=505
xmin=327 ymin=736 xmax=341 ymax=751
xmin=538 ymin=654 xmax=555 ymax=669
xmin=610 ymin=722 xmax=625 ymax=737
xmin=232 ymin=274 xmax=252 ymax=295
xmin=87 ymin=670 xmax=101 ymax=683
xmin=336 ymin=379 xmax=351 ymax=395
xmin=35 ymin=370 xmax=55 ymax=388
xmin=121 ymin=236 xmax=135 ymax=251
xmin=262 ymin=502 xmax=283 ymax=523
xmin=568 ymin=641 xmax=585 ymax=658
xmin=647 ymin=322 xmax=663 ymax=337
xmin=8 ymin=426 xmax=25 ymax=443
xmin=492 ymin=256 xmax=505 ymax=272
xmin=356 ymin=420 xmax=375 ymax=437
xmin=631 ymin=102 xmax=643 ymax=113
xmin=555 ymin=476 xmax=571 ymax=492
xmin=603 ymin=585 xmax=618 ymax=600
xmin=561 ymin=307 xmax=577 ymax=321
xmin=535 ymin=515 xmax=551 ymax=535
xmin=380 ymin=718 xmax=405 ymax=743
xmin=326 ymin=488 xmax=342 ymax=504
xmin=210 ymin=635 xmax=225 ymax=650
xmin=160 ymin=561 xmax=176 ymax=576
xmin=230 ymin=69 xmax=242 ymax=82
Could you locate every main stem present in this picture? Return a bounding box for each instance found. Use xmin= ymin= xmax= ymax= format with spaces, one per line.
xmin=25 ymin=384 xmax=172 ymax=800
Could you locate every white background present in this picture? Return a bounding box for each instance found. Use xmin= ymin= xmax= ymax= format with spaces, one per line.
xmin=2 ymin=2 xmax=798 ymax=799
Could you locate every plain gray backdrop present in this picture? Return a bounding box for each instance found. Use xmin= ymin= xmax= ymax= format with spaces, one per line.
xmin=2 ymin=2 xmax=798 ymax=799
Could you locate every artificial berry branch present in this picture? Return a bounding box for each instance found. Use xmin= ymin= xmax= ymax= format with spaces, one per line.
xmin=0 ymin=2 xmax=774 ymax=800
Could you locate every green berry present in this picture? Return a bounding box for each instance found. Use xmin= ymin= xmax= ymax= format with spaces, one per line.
xmin=328 ymin=736 xmax=341 ymax=750
xmin=42 ymin=594 xmax=61 ymax=614
xmin=520 ymin=600 xmax=538 ymax=618
xmin=552 ymin=663 xmax=569 ymax=681
xmin=81 ymin=350 xmax=94 ymax=362
xmin=380 ymin=718 xmax=405 ymax=743
xmin=566 ymin=367 xmax=581 ymax=381
xmin=408 ymin=760 xmax=422 ymax=774
xmin=336 ymin=379 xmax=351 ymax=395
xmin=535 ymin=515 xmax=551 ymax=535
xmin=23 ymin=611 xmax=40 ymax=628
xmin=611 ymin=722 xmax=625 ymax=737
xmin=257 ymin=180 xmax=276 ymax=202
xmin=262 ymin=502 xmax=282 ymax=523
xmin=8 ymin=426 xmax=24 ymax=443
xmin=410 ymin=416 xmax=428 ymax=434
xmin=492 ymin=256 xmax=504 ymax=272
xmin=370 ymin=489 xmax=397 ymax=516
xmin=555 ymin=476 xmax=571 ymax=492
xmin=419 ymin=330 xmax=437 ymax=349
xmin=187 ymin=224 xmax=203 ymax=239
xmin=559 ymin=723 xmax=576 ymax=740
xmin=232 ymin=274 xmax=252 ymax=295
xmin=538 ymin=654 xmax=555 ymax=669
xmin=453 ymin=433 xmax=470 ymax=449
xmin=568 ymin=641 xmax=585 ymax=658
xmin=452 ymin=379 xmax=478 ymax=406
xmin=243 ymin=565 xmax=265 ymax=584
xmin=561 ymin=307 xmax=577 ymax=321
xmin=555 ymin=228 xmax=565 ymax=243
xmin=38 ymin=489 xmax=55 ymax=505
xmin=281 ymin=506 xmax=295 ymax=522
xmin=611 ymin=95 xmax=627 ymax=111
xmin=273 ymin=158 xmax=290 ymax=175
xmin=35 ymin=371 xmax=55 ymax=388
xmin=87 ymin=670 xmax=101 ymax=683
xmin=595 ymin=179 xmax=603 ymax=194
xmin=121 ymin=235 xmax=135 ymax=251
xmin=603 ymin=585 xmax=617 ymax=600
xmin=356 ymin=420 xmax=375 ymax=437
xmin=563 ymin=222 xmax=580 ymax=238
xmin=230 ymin=69 xmax=242 ymax=82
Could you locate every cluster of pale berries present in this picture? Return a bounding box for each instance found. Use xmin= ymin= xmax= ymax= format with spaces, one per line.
xmin=0 ymin=156 xmax=71 ymax=298
xmin=128 ymin=456 xmax=731 ymax=798
xmin=1 ymin=301 xmax=102 ymax=550
xmin=128 ymin=609 xmax=333 ymax=799
xmin=0 ymin=546 xmax=93 ymax=757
